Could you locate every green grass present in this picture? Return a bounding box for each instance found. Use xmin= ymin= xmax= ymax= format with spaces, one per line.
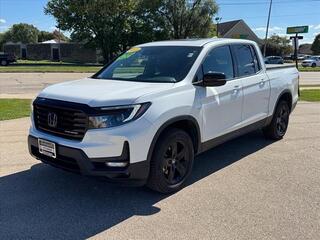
xmin=0 ymin=90 xmax=318 ymax=121
xmin=0 ymin=65 xmax=102 ymax=73
xmin=300 ymin=89 xmax=320 ymax=102
xmin=0 ymin=99 xmax=32 ymax=120
xmin=298 ymin=66 xmax=320 ymax=72
xmin=16 ymin=60 xmax=75 ymax=65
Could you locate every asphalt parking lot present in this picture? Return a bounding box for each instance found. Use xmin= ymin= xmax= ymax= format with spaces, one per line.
xmin=0 ymin=102 xmax=319 ymax=239
xmin=0 ymin=72 xmax=319 ymax=99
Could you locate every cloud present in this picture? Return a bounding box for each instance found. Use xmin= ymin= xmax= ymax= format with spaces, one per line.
xmin=253 ymin=26 xmax=284 ymax=32
xmin=0 ymin=19 xmax=6 ymax=24
xmin=0 ymin=25 xmax=9 ymax=33
xmin=253 ymin=27 xmax=266 ymax=32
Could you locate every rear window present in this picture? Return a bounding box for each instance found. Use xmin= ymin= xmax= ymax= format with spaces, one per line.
xmin=250 ymin=45 xmax=261 ymax=72
xmin=232 ymin=44 xmax=256 ymax=77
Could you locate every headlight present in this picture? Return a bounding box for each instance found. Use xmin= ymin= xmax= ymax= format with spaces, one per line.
xmin=88 ymin=102 xmax=151 ymax=129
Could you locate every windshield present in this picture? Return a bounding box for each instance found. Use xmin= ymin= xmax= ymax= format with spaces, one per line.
xmin=95 ymin=46 xmax=202 ymax=83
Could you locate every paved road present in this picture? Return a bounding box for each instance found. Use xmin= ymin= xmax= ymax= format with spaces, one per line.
xmin=0 ymin=102 xmax=319 ymax=239
xmin=0 ymin=72 xmax=91 ymax=99
xmin=300 ymin=72 xmax=320 ymax=86
xmin=0 ymin=72 xmax=319 ymax=99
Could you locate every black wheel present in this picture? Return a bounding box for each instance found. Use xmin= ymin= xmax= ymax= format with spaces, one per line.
xmin=311 ymin=63 xmax=316 ymax=68
xmin=1 ymin=60 xmax=8 ymax=66
xmin=147 ymin=128 xmax=194 ymax=193
xmin=263 ymin=101 xmax=290 ymax=140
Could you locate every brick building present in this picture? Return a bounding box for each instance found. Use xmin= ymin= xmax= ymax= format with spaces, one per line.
xmin=4 ymin=40 xmax=97 ymax=63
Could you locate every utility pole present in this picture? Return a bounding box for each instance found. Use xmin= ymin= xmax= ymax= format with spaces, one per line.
xmin=263 ymin=0 xmax=273 ymax=57
xmin=215 ymin=17 xmax=222 ymax=37
xmin=57 ymin=24 xmax=61 ymax=62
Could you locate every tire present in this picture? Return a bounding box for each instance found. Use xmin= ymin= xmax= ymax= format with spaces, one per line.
xmin=311 ymin=63 xmax=316 ymax=68
xmin=263 ymin=101 xmax=290 ymax=140
xmin=147 ymin=128 xmax=194 ymax=194
xmin=1 ymin=60 xmax=8 ymax=66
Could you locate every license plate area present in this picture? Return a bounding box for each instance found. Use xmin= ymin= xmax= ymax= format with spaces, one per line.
xmin=38 ymin=139 xmax=56 ymax=158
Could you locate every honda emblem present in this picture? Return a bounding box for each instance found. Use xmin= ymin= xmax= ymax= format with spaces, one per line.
xmin=48 ymin=112 xmax=58 ymax=128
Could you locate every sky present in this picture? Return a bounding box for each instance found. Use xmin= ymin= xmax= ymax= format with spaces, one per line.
xmin=0 ymin=0 xmax=319 ymax=44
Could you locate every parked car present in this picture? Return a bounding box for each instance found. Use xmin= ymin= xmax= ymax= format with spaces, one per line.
xmin=265 ymin=56 xmax=284 ymax=64
xmin=28 ymin=39 xmax=299 ymax=193
xmin=283 ymin=55 xmax=292 ymax=61
xmin=297 ymin=54 xmax=307 ymax=60
xmin=301 ymin=56 xmax=320 ymax=67
xmin=0 ymin=52 xmax=16 ymax=66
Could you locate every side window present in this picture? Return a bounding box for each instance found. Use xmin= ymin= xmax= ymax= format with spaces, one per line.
xmin=250 ymin=45 xmax=261 ymax=72
xmin=202 ymin=45 xmax=234 ymax=80
xmin=233 ymin=44 xmax=256 ymax=77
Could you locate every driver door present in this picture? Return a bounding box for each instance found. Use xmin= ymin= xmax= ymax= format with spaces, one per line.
xmin=199 ymin=45 xmax=243 ymax=142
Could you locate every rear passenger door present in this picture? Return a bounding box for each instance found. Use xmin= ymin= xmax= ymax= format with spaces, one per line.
xmin=231 ymin=44 xmax=270 ymax=125
xmin=200 ymin=45 xmax=243 ymax=142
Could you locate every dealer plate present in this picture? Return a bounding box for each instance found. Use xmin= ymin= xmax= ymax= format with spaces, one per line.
xmin=38 ymin=139 xmax=56 ymax=158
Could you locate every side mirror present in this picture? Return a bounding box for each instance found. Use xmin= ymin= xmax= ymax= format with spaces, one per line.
xmin=202 ymin=72 xmax=227 ymax=87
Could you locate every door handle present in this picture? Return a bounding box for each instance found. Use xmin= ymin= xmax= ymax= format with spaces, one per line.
xmin=259 ymin=79 xmax=266 ymax=85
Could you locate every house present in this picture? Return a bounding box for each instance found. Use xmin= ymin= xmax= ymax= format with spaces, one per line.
xmin=218 ymin=19 xmax=262 ymax=44
xmin=3 ymin=40 xmax=97 ymax=63
xmin=299 ymin=44 xmax=313 ymax=55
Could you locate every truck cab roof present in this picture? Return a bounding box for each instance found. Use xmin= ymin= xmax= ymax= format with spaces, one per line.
xmin=137 ymin=38 xmax=256 ymax=47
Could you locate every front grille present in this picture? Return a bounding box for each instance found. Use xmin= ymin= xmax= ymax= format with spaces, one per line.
xmin=33 ymin=98 xmax=88 ymax=140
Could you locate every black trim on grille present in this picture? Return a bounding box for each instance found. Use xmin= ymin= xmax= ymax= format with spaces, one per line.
xmin=33 ymin=98 xmax=90 ymax=140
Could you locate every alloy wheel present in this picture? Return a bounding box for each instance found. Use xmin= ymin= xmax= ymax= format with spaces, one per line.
xmin=162 ymin=140 xmax=189 ymax=185
xmin=276 ymin=104 xmax=289 ymax=136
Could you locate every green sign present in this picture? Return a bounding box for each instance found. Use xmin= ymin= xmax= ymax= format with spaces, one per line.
xmin=287 ymin=26 xmax=309 ymax=34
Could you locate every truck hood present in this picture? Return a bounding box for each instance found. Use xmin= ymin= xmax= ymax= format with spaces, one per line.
xmin=38 ymin=78 xmax=174 ymax=107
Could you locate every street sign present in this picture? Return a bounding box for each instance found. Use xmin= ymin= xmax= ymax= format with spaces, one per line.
xmin=287 ymin=26 xmax=309 ymax=34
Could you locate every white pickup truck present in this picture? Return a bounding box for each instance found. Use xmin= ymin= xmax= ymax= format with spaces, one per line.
xmin=28 ymin=39 xmax=299 ymax=193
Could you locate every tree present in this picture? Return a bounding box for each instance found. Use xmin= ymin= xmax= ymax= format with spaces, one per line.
xmin=38 ymin=30 xmax=69 ymax=42
xmin=143 ymin=0 xmax=218 ymax=39
xmin=311 ymin=34 xmax=320 ymax=55
xmin=52 ymin=30 xmax=69 ymax=42
xmin=45 ymin=0 xmax=147 ymax=62
xmin=45 ymin=0 xmax=218 ymax=62
xmin=38 ymin=31 xmax=54 ymax=42
xmin=0 ymin=33 xmax=5 ymax=51
xmin=2 ymin=23 xmax=39 ymax=43
xmin=262 ymin=34 xmax=292 ymax=56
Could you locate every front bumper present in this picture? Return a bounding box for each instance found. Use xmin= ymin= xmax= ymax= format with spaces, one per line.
xmin=28 ymin=135 xmax=149 ymax=185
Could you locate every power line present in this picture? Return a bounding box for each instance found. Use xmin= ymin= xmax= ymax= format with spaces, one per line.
xmin=263 ymin=0 xmax=273 ymax=57
xmin=223 ymin=12 xmax=320 ymax=20
xmin=218 ymin=0 xmax=320 ymax=6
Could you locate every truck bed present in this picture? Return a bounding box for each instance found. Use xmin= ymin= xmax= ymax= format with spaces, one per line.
xmin=266 ymin=64 xmax=296 ymax=70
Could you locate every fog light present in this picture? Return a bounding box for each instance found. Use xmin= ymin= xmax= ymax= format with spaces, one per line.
xmin=105 ymin=162 xmax=128 ymax=167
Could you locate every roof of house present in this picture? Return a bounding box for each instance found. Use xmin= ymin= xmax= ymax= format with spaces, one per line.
xmin=299 ymin=44 xmax=313 ymax=55
xmin=41 ymin=39 xmax=66 ymax=44
xmin=218 ymin=20 xmax=241 ymax=36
